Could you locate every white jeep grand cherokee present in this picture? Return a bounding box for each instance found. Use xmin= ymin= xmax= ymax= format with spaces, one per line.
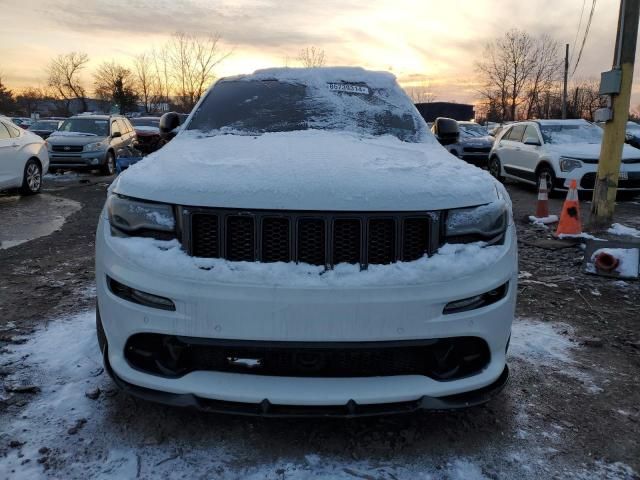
xmin=96 ymin=67 xmax=517 ymax=416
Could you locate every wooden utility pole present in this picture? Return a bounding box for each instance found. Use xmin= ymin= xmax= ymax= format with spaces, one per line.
xmin=562 ymin=44 xmax=569 ymax=119
xmin=589 ymin=0 xmax=640 ymax=230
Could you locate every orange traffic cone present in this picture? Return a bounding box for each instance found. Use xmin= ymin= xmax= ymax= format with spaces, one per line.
xmin=555 ymin=179 xmax=582 ymax=236
xmin=536 ymin=177 xmax=549 ymax=218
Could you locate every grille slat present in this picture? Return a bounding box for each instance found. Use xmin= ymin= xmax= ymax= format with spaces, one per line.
xmin=297 ymin=219 xmax=326 ymax=266
xmin=333 ymin=219 xmax=361 ymax=265
xmin=402 ymin=218 xmax=430 ymax=261
xmin=189 ymin=210 xmax=434 ymax=267
xmin=262 ymin=218 xmax=290 ymax=263
xmin=368 ymin=219 xmax=395 ymax=265
xmin=226 ymin=216 xmax=255 ymax=262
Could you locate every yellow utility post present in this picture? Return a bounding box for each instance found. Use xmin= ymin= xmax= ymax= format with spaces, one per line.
xmin=589 ymin=0 xmax=640 ymax=231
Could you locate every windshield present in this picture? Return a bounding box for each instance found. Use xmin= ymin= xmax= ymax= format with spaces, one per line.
xmin=131 ymin=118 xmax=160 ymax=127
xmin=539 ymin=123 xmax=603 ymax=144
xmin=627 ymin=122 xmax=640 ymax=131
xmin=187 ymin=79 xmax=425 ymax=142
xmin=459 ymin=123 xmax=488 ymax=137
xmin=30 ymin=121 xmax=59 ymax=130
xmin=58 ymin=118 xmax=109 ymax=136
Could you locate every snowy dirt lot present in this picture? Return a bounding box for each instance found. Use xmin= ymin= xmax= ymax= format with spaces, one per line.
xmin=1 ymin=175 xmax=640 ymax=479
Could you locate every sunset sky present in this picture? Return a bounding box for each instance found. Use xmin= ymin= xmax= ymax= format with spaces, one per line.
xmin=0 ymin=0 xmax=636 ymax=105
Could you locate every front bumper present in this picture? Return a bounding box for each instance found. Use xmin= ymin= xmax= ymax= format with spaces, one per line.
xmin=556 ymin=163 xmax=640 ymax=191
xmin=96 ymin=215 xmax=518 ymax=412
xmin=49 ymin=150 xmax=107 ymax=169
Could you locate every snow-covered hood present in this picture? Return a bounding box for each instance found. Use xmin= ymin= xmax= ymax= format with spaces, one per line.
xmin=459 ymin=135 xmax=493 ymax=147
xmin=547 ymin=143 xmax=640 ymax=161
xmin=48 ymin=133 xmax=106 ymax=146
xmin=112 ymin=130 xmax=500 ymax=211
xmin=134 ymin=126 xmax=160 ymax=135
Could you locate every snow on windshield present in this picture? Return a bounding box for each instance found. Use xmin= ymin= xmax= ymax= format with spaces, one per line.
xmin=187 ymin=67 xmax=428 ymax=143
xmin=540 ymin=123 xmax=603 ymax=144
xmin=459 ymin=124 xmax=488 ymax=137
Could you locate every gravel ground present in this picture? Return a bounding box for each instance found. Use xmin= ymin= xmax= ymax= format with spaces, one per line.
xmin=0 ymin=173 xmax=639 ymax=479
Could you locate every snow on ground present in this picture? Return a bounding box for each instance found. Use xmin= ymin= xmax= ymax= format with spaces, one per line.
xmin=587 ymin=248 xmax=640 ymax=278
xmin=608 ymin=223 xmax=640 ymax=238
xmin=528 ymin=215 xmax=558 ymax=226
xmin=0 ymin=313 xmax=634 ymax=479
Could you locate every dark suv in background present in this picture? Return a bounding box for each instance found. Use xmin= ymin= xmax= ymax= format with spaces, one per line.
xmin=47 ymin=114 xmax=137 ymax=175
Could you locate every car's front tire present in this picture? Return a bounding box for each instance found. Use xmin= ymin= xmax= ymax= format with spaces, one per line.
xmin=488 ymin=156 xmax=504 ymax=182
xmin=99 ymin=151 xmax=116 ymax=176
xmin=20 ymin=159 xmax=42 ymax=195
xmin=536 ymin=165 xmax=557 ymax=197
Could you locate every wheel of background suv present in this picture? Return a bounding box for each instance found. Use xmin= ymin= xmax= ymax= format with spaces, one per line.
xmin=19 ymin=159 xmax=42 ymax=195
xmin=488 ymin=156 xmax=504 ymax=182
xmin=537 ymin=166 xmax=557 ymax=197
xmin=99 ymin=151 xmax=116 ymax=176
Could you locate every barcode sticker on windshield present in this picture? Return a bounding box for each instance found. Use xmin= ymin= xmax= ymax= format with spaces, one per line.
xmin=327 ymin=83 xmax=370 ymax=94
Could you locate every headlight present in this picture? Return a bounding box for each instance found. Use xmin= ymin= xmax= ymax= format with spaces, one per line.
xmin=559 ymin=157 xmax=583 ymax=172
xmin=445 ymin=201 xmax=508 ymax=245
xmin=84 ymin=141 xmax=105 ymax=152
xmin=107 ymin=194 xmax=176 ymax=240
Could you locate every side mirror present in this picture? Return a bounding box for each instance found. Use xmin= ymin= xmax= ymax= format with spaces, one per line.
xmin=160 ymin=112 xmax=181 ymax=139
xmin=112 ymin=131 xmax=122 ymax=138
xmin=524 ymin=138 xmax=540 ymax=146
xmin=433 ymin=117 xmax=459 ymax=146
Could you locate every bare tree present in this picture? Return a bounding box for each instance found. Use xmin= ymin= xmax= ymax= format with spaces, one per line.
xmin=47 ymin=52 xmax=89 ymax=113
xmin=0 ymin=70 xmax=17 ymax=114
xmin=167 ymin=32 xmax=230 ymax=111
xmin=134 ymin=53 xmax=158 ymax=113
xmin=15 ymin=87 xmax=49 ymax=116
xmin=297 ymin=46 xmax=326 ymax=68
xmin=151 ymin=45 xmax=173 ymax=109
xmin=93 ymin=61 xmax=138 ymax=113
xmin=476 ymin=30 xmax=547 ymax=121
xmin=568 ymin=79 xmax=606 ymax=121
xmin=523 ymin=34 xmax=563 ymax=119
xmin=405 ymin=80 xmax=436 ymax=104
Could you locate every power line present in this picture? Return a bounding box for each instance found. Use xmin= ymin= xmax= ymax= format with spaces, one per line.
xmin=570 ymin=0 xmax=587 ymax=65
xmin=572 ymin=0 xmax=597 ymax=77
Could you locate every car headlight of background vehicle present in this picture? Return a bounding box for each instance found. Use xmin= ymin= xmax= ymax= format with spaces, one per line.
xmin=559 ymin=157 xmax=583 ymax=172
xmin=445 ymin=201 xmax=508 ymax=245
xmin=84 ymin=141 xmax=105 ymax=152
xmin=107 ymin=194 xmax=176 ymax=240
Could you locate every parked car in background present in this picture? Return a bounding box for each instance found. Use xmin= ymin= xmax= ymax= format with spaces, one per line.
xmin=47 ymin=114 xmax=136 ymax=175
xmin=130 ymin=117 xmax=163 ymax=153
xmin=28 ymin=119 xmax=63 ymax=139
xmin=440 ymin=121 xmax=493 ymax=167
xmin=11 ymin=117 xmax=33 ymax=129
xmin=488 ymin=119 xmax=640 ymax=195
xmin=0 ymin=115 xmax=49 ymax=194
xmin=625 ymin=121 xmax=640 ymax=149
xmin=98 ymin=67 xmax=516 ymax=415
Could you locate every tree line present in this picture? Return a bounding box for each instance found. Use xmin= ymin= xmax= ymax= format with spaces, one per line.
xmin=474 ymin=29 xmax=607 ymax=123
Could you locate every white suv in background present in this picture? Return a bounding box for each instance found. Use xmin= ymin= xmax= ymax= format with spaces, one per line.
xmin=488 ymin=119 xmax=640 ymax=195
xmin=0 ymin=115 xmax=49 ymax=195
xmin=96 ymin=68 xmax=517 ymax=416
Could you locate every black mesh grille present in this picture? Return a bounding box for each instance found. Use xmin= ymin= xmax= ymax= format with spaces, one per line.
xmin=368 ymin=219 xmax=395 ymax=265
xmin=51 ymin=145 xmax=83 ymax=153
xmin=402 ymin=218 xmax=429 ymax=261
xmin=226 ymin=216 xmax=255 ymax=261
xmin=262 ymin=218 xmax=290 ymax=263
xmin=333 ymin=219 xmax=361 ymax=265
xmin=191 ymin=214 xmax=219 ymax=258
xmin=188 ymin=210 xmax=436 ymax=267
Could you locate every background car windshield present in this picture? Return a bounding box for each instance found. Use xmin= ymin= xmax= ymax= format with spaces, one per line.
xmin=187 ymin=80 xmax=425 ymax=142
xmin=30 ymin=121 xmax=59 ymax=130
xmin=58 ymin=118 xmax=109 ymax=136
xmin=540 ymin=123 xmax=603 ymax=144
xmin=459 ymin=124 xmax=488 ymax=137
xmin=626 ymin=122 xmax=640 ymax=131
xmin=132 ymin=118 xmax=160 ymax=127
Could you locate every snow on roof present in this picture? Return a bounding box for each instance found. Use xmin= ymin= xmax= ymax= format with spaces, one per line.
xmin=220 ymin=66 xmax=398 ymax=89
xmin=534 ymin=119 xmax=590 ymax=126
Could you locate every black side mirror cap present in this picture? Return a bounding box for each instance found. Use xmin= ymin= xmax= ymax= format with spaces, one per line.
xmin=433 ymin=117 xmax=459 ymax=146
xmin=160 ymin=112 xmax=181 ymax=139
xmin=524 ymin=139 xmax=541 ymax=146
xmin=112 ymin=131 xmax=122 ymax=138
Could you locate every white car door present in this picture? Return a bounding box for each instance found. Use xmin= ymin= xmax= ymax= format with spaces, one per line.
xmin=512 ymin=125 xmax=543 ymax=182
xmin=498 ymin=125 xmax=526 ymax=175
xmin=0 ymin=121 xmax=21 ymax=188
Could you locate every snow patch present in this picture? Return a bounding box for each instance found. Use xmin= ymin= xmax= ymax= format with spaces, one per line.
xmin=587 ymin=248 xmax=639 ymax=278
xmin=528 ymin=215 xmax=558 ymax=226
xmin=608 ymin=223 xmax=640 ymax=238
